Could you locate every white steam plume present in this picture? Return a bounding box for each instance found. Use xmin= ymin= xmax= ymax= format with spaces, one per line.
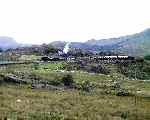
xmin=63 ymin=43 xmax=70 ymax=54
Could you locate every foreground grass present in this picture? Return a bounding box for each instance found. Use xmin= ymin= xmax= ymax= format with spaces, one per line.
xmin=0 ymin=85 xmax=150 ymax=120
xmin=0 ymin=63 xmax=150 ymax=119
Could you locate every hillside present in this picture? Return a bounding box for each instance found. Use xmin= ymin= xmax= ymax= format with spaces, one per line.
xmin=50 ymin=28 xmax=150 ymax=56
xmin=0 ymin=36 xmax=32 ymax=50
xmin=50 ymin=41 xmax=66 ymax=49
xmin=85 ymin=28 xmax=150 ymax=56
xmin=0 ymin=36 xmax=19 ymax=50
xmin=0 ymin=59 xmax=150 ymax=119
xmin=112 ymin=29 xmax=150 ymax=56
xmin=1 ymin=28 xmax=150 ymax=56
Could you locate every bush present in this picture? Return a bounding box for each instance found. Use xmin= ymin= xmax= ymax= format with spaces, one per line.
xmin=144 ymin=55 xmax=150 ymax=61
xmin=135 ymin=57 xmax=144 ymax=63
xmin=118 ymin=60 xmax=150 ymax=80
xmin=61 ymin=74 xmax=74 ymax=87
xmin=44 ymin=45 xmax=58 ymax=54
xmin=33 ymin=63 xmax=39 ymax=70
xmin=116 ymin=88 xmax=130 ymax=96
xmin=81 ymin=80 xmax=91 ymax=92
xmin=85 ymin=64 xmax=109 ymax=74
xmin=0 ymin=48 xmax=3 ymax=52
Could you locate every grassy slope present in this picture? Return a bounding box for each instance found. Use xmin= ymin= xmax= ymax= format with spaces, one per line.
xmin=0 ymin=84 xmax=150 ymax=120
xmin=0 ymin=63 xmax=150 ymax=119
xmin=114 ymin=29 xmax=150 ymax=57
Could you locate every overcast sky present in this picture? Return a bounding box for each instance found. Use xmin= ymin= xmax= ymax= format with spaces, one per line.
xmin=0 ymin=0 xmax=150 ymax=44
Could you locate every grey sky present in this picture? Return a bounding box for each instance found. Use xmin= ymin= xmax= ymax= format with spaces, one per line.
xmin=0 ymin=0 xmax=150 ymax=44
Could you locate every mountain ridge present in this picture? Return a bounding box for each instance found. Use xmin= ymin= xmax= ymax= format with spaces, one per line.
xmin=0 ymin=36 xmax=19 ymax=50
xmin=50 ymin=28 xmax=150 ymax=56
xmin=0 ymin=28 xmax=150 ymax=56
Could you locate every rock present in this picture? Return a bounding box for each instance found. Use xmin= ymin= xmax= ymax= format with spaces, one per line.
xmin=16 ymin=99 xmax=21 ymax=103
xmin=3 ymin=74 xmax=28 ymax=84
xmin=31 ymin=83 xmax=45 ymax=89
xmin=31 ymin=83 xmax=63 ymax=91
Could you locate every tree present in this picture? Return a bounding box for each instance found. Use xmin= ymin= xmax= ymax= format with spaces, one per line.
xmin=61 ymin=74 xmax=74 ymax=87
xmin=144 ymin=55 xmax=150 ymax=61
xmin=44 ymin=45 xmax=58 ymax=54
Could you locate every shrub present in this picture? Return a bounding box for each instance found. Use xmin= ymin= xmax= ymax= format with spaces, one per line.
xmin=135 ymin=57 xmax=144 ymax=63
xmin=0 ymin=74 xmax=4 ymax=85
xmin=0 ymin=48 xmax=3 ymax=52
xmin=33 ymin=63 xmax=39 ymax=70
xmin=81 ymin=80 xmax=91 ymax=92
xmin=118 ymin=60 xmax=150 ymax=80
xmin=116 ymin=88 xmax=130 ymax=96
xmin=85 ymin=64 xmax=109 ymax=74
xmin=49 ymin=76 xmax=62 ymax=86
xmin=144 ymin=55 xmax=150 ymax=61
xmin=29 ymin=73 xmax=40 ymax=80
xmin=61 ymin=74 xmax=74 ymax=87
xmin=44 ymin=45 xmax=58 ymax=55
xmin=121 ymin=112 xmax=128 ymax=119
